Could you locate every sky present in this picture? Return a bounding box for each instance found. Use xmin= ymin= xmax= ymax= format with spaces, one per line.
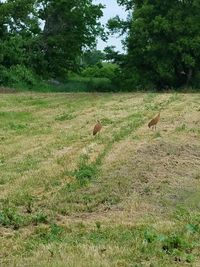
xmin=94 ymin=0 xmax=127 ymax=52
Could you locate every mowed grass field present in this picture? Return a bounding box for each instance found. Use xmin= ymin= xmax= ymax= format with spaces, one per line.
xmin=0 ymin=92 xmax=200 ymax=267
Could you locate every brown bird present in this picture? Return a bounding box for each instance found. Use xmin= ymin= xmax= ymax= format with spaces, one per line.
xmin=93 ymin=120 xmax=102 ymax=136
xmin=148 ymin=112 xmax=160 ymax=130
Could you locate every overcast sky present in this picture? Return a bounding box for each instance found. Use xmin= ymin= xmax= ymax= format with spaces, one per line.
xmin=94 ymin=0 xmax=127 ymax=52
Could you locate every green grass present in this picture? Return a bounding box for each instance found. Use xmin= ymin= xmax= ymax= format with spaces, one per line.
xmin=0 ymin=92 xmax=200 ymax=266
xmin=55 ymin=113 xmax=75 ymax=121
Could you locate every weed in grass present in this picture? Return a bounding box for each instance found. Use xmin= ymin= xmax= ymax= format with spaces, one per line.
xmin=189 ymin=128 xmax=200 ymax=135
xmin=77 ymin=222 xmax=86 ymax=230
xmin=153 ymin=131 xmax=162 ymax=138
xmin=55 ymin=113 xmax=75 ymax=121
xmin=143 ymin=186 xmax=151 ymax=195
xmin=74 ymin=164 xmax=97 ymax=185
xmin=95 ymin=221 xmax=101 ymax=230
xmin=64 ymin=132 xmax=79 ymax=143
xmin=6 ymin=122 xmax=28 ymax=132
xmin=0 ymin=136 xmax=6 ymax=142
xmin=36 ymin=223 xmax=64 ymax=244
xmin=16 ymin=154 xmax=40 ymax=173
xmin=145 ymin=102 xmax=162 ymax=111
xmin=175 ymin=123 xmax=187 ymax=132
xmin=167 ymin=93 xmax=182 ymax=103
xmin=0 ymin=173 xmax=12 ymax=185
xmin=194 ymin=173 xmax=200 ymax=180
xmin=161 ymin=234 xmax=189 ymax=254
xmin=144 ymin=228 xmax=157 ymax=243
xmin=0 ymin=178 xmax=6 ymax=185
xmin=186 ymin=223 xmax=199 ymax=234
xmin=143 ymin=93 xmax=157 ymax=103
xmin=73 ymin=154 xmax=98 ymax=186
xmin=0 ymin=207 xmax=28 ymax=229
xmin=185 ymin=254 xmax=195 ymax=263
xmin=103 ymin=194 xmax=121 ymax=206
xmin=28 ymin=99 xmax=49 ymax=107
xmin=26 ymin=198 xmax=33 ymax=214
xmin=32 ymin=213 xmax=48 ymax=225
xmin=132 ymin=134 xmax=140 ymax=140
xmin=63 ymin=182 xmax=81 ymax=193
xmin=101 ymin=117 xmax=114 ymax=125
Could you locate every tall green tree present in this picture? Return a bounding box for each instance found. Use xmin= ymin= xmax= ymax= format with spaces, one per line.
xmin=109 ymin=0 xmax=200 ymax=89
xmin=0 ymin=0 xmax=104 ymax=83
xmin=0 ymin=0 xmax=40 ymax=68
xmin=0 ymin=0 xmax=41 ymax=85
xmin=37 ymin=0 xmax=104 ymax=78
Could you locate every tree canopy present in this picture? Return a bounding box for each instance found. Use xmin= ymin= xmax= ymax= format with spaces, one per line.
xmin=0 ymin=0 xmax=104 ymax=82
xmin=109 ymin=0 xmax=200 ymax=89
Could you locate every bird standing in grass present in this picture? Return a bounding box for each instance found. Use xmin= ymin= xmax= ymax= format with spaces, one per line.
xmin=148 ymin=112 xmax=160 ymax=130
xmin=93 ymin=120 xmax=102 ymax=136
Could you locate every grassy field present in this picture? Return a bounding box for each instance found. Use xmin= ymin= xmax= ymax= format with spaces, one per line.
xmin=0 ymin=92 xmax=200 ymax=266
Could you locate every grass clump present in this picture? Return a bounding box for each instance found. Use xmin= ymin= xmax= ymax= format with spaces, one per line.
xmin=55 ymin=113 xmax=75 ymax=121
xmin=35 ymin=223 xmax=64 ymax=244
xmin=32 ymin=213 xmax=49 ymax=226
xmin=0 ymin=207 xmax=29 ymax=230
xmin=175 ymin=123 xmax=187 ymax=132
xmin=73 ymin=154 xmax=98 ymax=186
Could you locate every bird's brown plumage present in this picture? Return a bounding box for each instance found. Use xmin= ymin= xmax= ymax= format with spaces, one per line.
xmin=93 ymin=120 xmax=102 ymax=135
xmin=148 ymin=112 xmax=160 ymax=130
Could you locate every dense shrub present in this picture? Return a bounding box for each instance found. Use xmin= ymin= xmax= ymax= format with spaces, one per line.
xmin=81 ymin=63 xmax=119 ymax=79
xmin=52 ymin=77 xmax=117 ymax=92
xmin=0 ymin=65 xmax=37 ymax=87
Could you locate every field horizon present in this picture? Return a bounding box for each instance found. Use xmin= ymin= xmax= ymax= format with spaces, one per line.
xmin=0 ymin=92 xmax=200 ymax=266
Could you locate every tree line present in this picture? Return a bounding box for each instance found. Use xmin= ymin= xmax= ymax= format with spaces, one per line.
xmin=0 ymin=0 xmax=200 ymax=90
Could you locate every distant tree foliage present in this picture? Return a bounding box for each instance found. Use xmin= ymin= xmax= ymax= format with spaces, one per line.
xmin=109 ymin=0 xmax=200 ymax=89
xmin=0 ymin=0 xmax=104 ymax=83
xmin=81 ymin=50 xmax=105 ymax=68
xmin=38 ymin=0 xmax=104 ymax=77
xmin=1 ymin=0 xmax=200 ymax=90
